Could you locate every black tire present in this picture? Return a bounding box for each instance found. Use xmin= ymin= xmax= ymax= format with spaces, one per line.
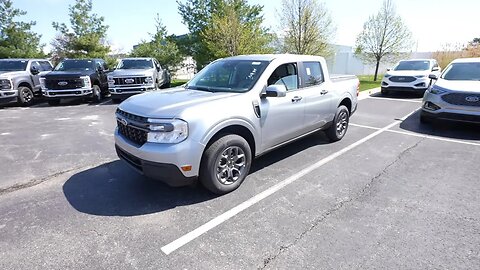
xmin=17 ymin=86 xmax=34 ymax=106
xmin=326 ymin=105 xmax=350 ymax=142
xmin=48 ymin=99 xmax=61 ymax=106
xmin=90 ymin=85 xmax=102 ymax=103
xmin=381 ymin=87 xmax=389 ymax=96
xmin=199 ymin=134 xmax=252 ymax=195
xmin=420 ymin=112 xmax=432 ymax=124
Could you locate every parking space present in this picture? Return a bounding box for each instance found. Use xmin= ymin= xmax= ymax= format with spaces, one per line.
xmin=0 ymin=94 xmax=479 ymax=269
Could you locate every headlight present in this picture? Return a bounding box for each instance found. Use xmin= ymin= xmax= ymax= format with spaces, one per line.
xmin=429 ymin=85 xmax=447 ymax=95
xmin=108 ymin=76 xmax=115 ymax=86
xmin=39 ymin=78 xmax=46 ymax=89
xmin=145 ymin=76 xmax=153 ymax=84
xmin=81 ymin=76 xmax=91 ymax=88
xmin=146 ymin=119 xmax=188 ymax=144
xmin=415 ymin=75 xmax=426 ymax=78
xmin=0 ymin=79 xmax=12 ymax=90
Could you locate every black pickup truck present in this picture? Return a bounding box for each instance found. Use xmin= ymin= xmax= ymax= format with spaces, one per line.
xmin=40 ymin=59 xmax=109 ymax=105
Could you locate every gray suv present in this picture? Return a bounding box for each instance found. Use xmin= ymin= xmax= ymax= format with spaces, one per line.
xmin=0 ymin=59 xmax=53 ymax=106
xmin=115 ymin=54 xmax=359 ymax=194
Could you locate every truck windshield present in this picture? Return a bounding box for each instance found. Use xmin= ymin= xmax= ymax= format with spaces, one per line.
xmin=394 ymin=60 xmax=431 ymax=71
xmin=117 ymin=59 xmax=153 ymax=69
xmin=55 ymin=60 xmax=95 ymax=71
xmin=442 ymin=63 xmax=480 ymax=81
xmin=186 ymin=60 xmax=269 ymax=93
xmin=0 ymin=60 xmax=28 ymax=71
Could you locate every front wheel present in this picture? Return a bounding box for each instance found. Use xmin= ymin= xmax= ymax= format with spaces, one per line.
xmin=326 ymin=105 xmax=350 ymax=142
xmin=18 ymin=86 xmax=34 ymax=106
xmin=199 ymin=134 xmax=252 ymax=195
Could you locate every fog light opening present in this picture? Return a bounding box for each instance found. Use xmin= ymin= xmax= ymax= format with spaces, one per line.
xmin=423 ymin=101 xmax=441 ymax=111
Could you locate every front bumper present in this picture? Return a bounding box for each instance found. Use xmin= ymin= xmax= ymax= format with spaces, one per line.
xmin=0 ymin=89 xmax=19 ymax=105
xmin=109 ymin=85 xmax=155 ymax=95
xmin=42 ymin=87 xmax=94 ymax=98
xmin=114 ymin=128 xmax=205 ymax=186
xmin=421 ymin=90 xmax=480 ymax=123
xmin=381 ymin=77 xmax=430 ymax=92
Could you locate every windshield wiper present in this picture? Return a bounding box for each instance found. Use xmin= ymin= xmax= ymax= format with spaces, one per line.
xmin=186 ymin=85 xmax=216 ymax=92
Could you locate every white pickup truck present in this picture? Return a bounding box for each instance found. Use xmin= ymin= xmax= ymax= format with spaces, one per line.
xmin=114 ymin=54 xmax=359 ymax=194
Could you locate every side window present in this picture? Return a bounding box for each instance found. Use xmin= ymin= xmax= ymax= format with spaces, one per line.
xmin=267 ymin=63 xmax=298 ymax=91
xmin=30 ymin=61 xmax=41 ymax=72
xmin=302 ymin=62 xmax=324 ymax=87
xmin=40 ymin=61 xmax=52 ymax=71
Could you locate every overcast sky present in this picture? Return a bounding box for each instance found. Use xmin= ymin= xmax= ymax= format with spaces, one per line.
xmin=13 ymin=0 xmax=480 ymax=53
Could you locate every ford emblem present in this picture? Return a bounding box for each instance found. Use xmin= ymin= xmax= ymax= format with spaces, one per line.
xmin=465 ymin=96 xmax=479 ymax=102
xmin=125 ymin=78 xmax=135 ymax=84
xmin=58 ymin=81 xmax=68 ymax=86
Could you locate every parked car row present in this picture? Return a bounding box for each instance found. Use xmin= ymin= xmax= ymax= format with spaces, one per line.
xmin=0 ymin=57 xmax=171 ymax=106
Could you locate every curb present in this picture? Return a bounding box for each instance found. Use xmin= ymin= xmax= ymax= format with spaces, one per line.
xmin=358 ymin=87 xmax=381 ymax=101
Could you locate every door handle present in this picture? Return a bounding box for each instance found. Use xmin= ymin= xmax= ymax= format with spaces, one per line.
xmin=291 ymin=96 xmax=303 ymax=103
xmin=320 ymin=90 xmax=329 ymax=95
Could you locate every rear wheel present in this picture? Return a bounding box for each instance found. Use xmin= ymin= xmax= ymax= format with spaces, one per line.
xmin=17 ymin=86 xmax=34 ymax=106
xmin=199 ymin=134 xmax=252 ymax=195
xmin=326 ymin=105 xmax=350 ymax=142
xmin=48 ymin=99 xmax=60 ymax=106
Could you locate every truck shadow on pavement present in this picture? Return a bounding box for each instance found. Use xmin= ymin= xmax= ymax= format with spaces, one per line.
xmin=399 ymin=110 xmax=480 ymax=140
xmin=63 ymin=132 xmax=330 ymax=217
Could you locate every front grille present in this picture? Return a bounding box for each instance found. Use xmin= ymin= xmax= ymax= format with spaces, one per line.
xmin=442 ymin=93 xmax=480 ymax=107
xmin=117 ymin=120 xmax=148 ymax=145
xmin=45 ymin=78 xmax=84 ymax=90
xmin=48 ymin=90 xmax=83 ymax=95
xmin=389 ymin=76 xmax=416 ymax=83
xmin=116 ymin=108 xmax=148 ymax=123
xmin=113 ymin=77 xmax=147 ymax=85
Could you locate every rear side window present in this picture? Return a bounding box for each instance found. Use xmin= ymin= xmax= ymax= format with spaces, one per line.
xmin=302 ymin=62 xmax=324 ymax=87
xmin=267 ymin=63 xmax=298 ymax=91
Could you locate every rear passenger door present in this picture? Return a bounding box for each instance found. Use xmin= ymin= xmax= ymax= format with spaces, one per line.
xmin=300 ymin=61 xmax=334 ymax=130
xmin=260 ymin=63 xmax=305 ymax=150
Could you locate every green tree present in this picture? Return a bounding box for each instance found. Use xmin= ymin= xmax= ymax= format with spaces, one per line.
xmin=278 ymin=0 xmax=334 ymax=56
xmin=0 ymin=0 xmax=44 ymax=58
xmin=201 ymin=0 xmax=274 ymax=58
xmin=178 ymin=0 xmax=269 ymax=68
xmin=355 ymin=0 xmax=412 ymax=81
xmin=51 ymin=0 xmax=109 ymax=62
xmin=130 ymin=15 xmax=184 ymax=72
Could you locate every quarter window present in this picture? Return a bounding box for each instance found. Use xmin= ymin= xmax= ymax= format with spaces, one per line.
xmin=267 ymin=63 xmax=298 ymax=91
xmin=302 ymin=62 xmax=324 ymax=87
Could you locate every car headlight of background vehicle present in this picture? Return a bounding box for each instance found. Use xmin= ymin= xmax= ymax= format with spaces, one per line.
xmin=0 ymin=79 xmax=12 ymax=90
xmin=147 ymin=119 xmax=188 ymax=143
xmin=108 ymin=76 xmax=115 ymax=86
xmin=145 ymin=76 xmax=154 ymax=84
xmin=384 ymin=74 xmax=391 ymax=78
xmin=429 ymin=85 xmax=448 ymax=95
xmin=80 ymin=76 xmax=92 ymax=88
xmin=39 ymin=78 xmax=46 ymax=89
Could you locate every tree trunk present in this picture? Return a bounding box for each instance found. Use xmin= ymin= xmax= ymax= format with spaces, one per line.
xmin=374 ymin=59 xmax=380 ymax=81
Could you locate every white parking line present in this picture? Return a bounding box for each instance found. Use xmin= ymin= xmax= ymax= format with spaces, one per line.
xmin=367 ymin=96 xmax=422 ymax=103
xmin=350 ymin=123 xmax=480 ymax=147
xmin=160 ymin=110 xmax=417 ymax=255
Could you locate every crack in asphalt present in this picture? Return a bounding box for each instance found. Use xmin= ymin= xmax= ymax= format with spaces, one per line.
xmin=0 ymin=158 xmax=116 ymax=196
xmin=258 ymin=138 xmax=426 ymax=270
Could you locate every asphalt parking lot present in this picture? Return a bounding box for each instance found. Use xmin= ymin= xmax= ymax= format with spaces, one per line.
xmin=0 ymin=93 xmax=479 ymax=269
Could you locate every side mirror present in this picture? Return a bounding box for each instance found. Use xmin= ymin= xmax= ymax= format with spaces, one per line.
xmin=30 ymin=66 xmax=39 ymax=75
xmin=428 ymin=74 xmax=438 ymax=80
xmin=386 ymin=68 xmax=391 ymax=71
xmin=263 ymin=85 xmax=287 ymax=98
xmin=432 ymin=67 xmax=440 ymax=72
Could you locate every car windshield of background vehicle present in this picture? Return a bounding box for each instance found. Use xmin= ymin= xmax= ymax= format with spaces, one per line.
xmin=186 ymin=60 xmax=269 ymax=93
xmin=54 ymin=60 xmax=96 ymax=71
xmin=394 ymin=60 xmax=430 ymax=71
xmin=0 ymin=60 xmax=28 ymax=71
xmin=117 ymin=59 xmax=153 ymax=69
xmin=442 ymin=63 xmax=480 ymax=81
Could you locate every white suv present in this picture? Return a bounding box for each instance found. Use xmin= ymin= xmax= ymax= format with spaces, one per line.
xmin=381 ymin=59 xmax=441 ymax=95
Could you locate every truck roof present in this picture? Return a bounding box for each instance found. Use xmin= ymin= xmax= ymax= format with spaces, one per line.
xmin=222 ymin=54 xmax=325 ymax=62
xmin=0 ymin=58 xmax=49 ymax=62
xmin=451 ymin=58 xmax=480 ymax=63
xmin=120 ymin=57 xmax=153 ymax=61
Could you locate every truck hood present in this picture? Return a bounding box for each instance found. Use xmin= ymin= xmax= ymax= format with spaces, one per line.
xmin=435 ymin=79 xmax=480 ymax=93
xmin=0 ymin=71 xmax=27 ymax=78
xmin=385 ymin=70 xmax=431 ymax=77
xmin=43 ymin=70 xmax=92 ymax=78
xmin=110 ymin=69 xmax=154 ymax=77
xmin=119 ymin=88 xmax=239 ymax=118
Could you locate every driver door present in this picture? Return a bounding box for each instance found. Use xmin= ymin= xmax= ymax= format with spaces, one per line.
xmin=260 ymin=63 xmax=305 ymax=150
xmin=29 ymin=61 xmax=42 ymax=92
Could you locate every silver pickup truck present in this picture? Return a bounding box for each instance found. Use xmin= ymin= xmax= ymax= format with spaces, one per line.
xmin=108 ymin=58 xmax=171 ymax=103
xmin=114 ymin=54 xmax=359 ymax=194
xmin=0 ymin=59 xmax=53 ymax=106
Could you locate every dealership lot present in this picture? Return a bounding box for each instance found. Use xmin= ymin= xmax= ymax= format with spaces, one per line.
xmin=0 ymin=94 xmax=479 ymax=269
